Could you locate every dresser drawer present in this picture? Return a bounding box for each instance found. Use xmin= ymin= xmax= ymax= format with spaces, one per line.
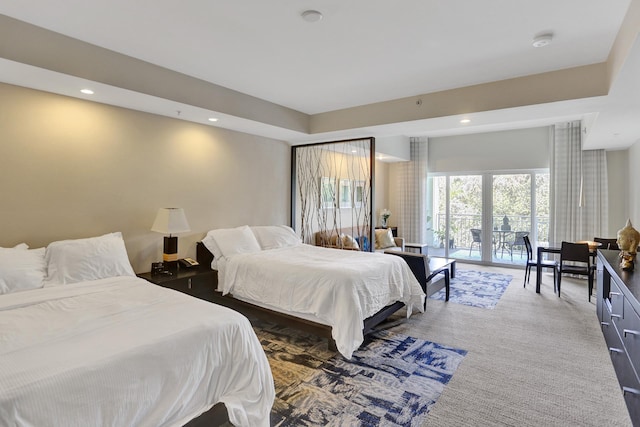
xmin=602 ymin=307 xmax=623 ymax=360
xmin=617 ymin=352 xmax=640 ymax=424
xmin=164 ymin=274 xmax=212 ymax=294
xmin=138 ymin=269 xmax=217 ymax=303
xmin=610 ymin=280 xmax=625 ymax=319
xmin=622 ymin=297 xmax=640 ymax=380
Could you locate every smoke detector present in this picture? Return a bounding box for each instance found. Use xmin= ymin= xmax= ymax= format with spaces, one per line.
xmin=301 ymin=10 xmax=323 ymax=22
xmin=532 ymin=33 xmax=553 ymax=48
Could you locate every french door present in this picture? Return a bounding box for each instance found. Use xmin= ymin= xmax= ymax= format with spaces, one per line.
xmin=427 ymin=170 xmax=549 ymax=265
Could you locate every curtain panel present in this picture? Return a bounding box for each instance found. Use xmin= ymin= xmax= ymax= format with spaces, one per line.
xmin=392 ymin=137 xmax=428 ymax=244
xmin=551 ymin=121 xmax=608 ymax=245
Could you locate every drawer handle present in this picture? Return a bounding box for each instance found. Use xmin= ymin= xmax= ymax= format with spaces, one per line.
xmin=188 ymin=278 xmax=192 ymax=289
xmin=623 ymin=329 xmax=640 ymax=337
xmin=609 ymin=347 xmax=624 ymax=354
xmin=611 ymin=314 xmax=622 ymax=320
xmin=623 ymin=387 xmax=640 ymax=396
xmin=609 ymin=291 xmax=621 ymax=298
xmin=601 ymin=322 xmax=610 ymax=327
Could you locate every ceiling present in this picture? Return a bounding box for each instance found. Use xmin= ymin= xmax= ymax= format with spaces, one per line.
xmin=1 ymin=0 xmax=639 ymax=150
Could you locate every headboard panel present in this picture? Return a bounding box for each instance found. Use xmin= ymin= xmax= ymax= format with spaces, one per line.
xmin=196 ymin=242 xmax=214 ymax=268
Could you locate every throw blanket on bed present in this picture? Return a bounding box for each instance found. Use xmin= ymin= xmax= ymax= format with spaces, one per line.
xmin=218 ymin=244 xmax=425 ymax=358
xmin=0 ymin=277 xmax=274 ymax=427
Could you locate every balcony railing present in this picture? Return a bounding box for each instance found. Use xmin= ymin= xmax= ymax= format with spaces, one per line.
xmin=431 ymin=213 xmax=549 ymax=249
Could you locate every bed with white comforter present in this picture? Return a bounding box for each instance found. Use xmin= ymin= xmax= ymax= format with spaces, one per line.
xmin=0 ymin=276 xmax=274 ymax=427
xmin=203 ymin=226 xmax=425 ymax=359
xmin=0 ymin=232 xmax=274 ymax=427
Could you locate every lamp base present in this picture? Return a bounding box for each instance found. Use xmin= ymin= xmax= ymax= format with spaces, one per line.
xmin=163 ymin=235 xmax=178 ymax=264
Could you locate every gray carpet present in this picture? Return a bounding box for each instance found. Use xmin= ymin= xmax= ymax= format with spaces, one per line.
xmin=383 ymin=263 xmax=632 ymax=426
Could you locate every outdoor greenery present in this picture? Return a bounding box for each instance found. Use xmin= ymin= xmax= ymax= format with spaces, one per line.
xmin=429 ymin=173 xmax=550 ymax=249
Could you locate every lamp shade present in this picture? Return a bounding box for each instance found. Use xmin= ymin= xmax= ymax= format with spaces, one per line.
xmin=151 ymin=208 xmax=191 ymax=234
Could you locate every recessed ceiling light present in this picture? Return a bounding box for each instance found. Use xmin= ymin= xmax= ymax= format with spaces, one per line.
xmin=532 ymin=33 xmax=553 ymax=48
xmin=208 ymin=117 xmax=219 ymax=122
xmin=301 ymin=10 xmax=323 ymax=22
xmin=460 ymin=118 xmax=471 ymax=124
xmin=80 ymin=89 xmax=94 ymax=95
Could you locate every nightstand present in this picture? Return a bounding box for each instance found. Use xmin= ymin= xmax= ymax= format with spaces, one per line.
xmin=137 ymin=267 xmax=218 ymax=302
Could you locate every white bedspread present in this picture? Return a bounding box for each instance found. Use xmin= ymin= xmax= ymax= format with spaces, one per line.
xmin=0 ymin=276 xmax=274 ymax=427
xmin=218 ymin=244 xmax=425 ymax=359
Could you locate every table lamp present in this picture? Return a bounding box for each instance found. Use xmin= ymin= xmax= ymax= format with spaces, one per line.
xmin=151 ymin=208 xmax=190 ymax=266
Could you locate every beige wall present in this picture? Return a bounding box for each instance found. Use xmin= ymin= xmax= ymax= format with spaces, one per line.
xmin=606 ymin=150 xmax=629 ymax=235
xmin=0 ymin=83 xmax=290 ymax=272
xmin=374 ymin=160 xmax=389 ymax=226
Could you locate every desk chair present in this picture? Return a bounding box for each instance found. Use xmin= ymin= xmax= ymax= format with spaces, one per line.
xmin=557 ymin=241 xmax=596 ymax=301
xmin=523 ymin=235 xmax=556 ymax=289
xmin=593 ymin=237 xmax=619 ymax=250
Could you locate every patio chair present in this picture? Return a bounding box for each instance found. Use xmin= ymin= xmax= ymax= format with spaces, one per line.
xmin=509 ymin=231 xmax=529 ymax=261
xmin=469 ymin=228 xmax=482 ymax=256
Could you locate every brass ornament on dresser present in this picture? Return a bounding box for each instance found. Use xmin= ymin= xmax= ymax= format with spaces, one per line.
xmin=617 ymin=219 xmax=640 ymax=271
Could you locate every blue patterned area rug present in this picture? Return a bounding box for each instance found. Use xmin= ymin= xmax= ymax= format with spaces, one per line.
xmin=430 ymin=269 xmax=513 ymax=309
xmin=253 ymin=321 xmax=467 ymax=427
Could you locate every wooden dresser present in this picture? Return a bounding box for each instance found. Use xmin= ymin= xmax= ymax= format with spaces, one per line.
xmin=597 ymin=249 xmax=640 ymax=424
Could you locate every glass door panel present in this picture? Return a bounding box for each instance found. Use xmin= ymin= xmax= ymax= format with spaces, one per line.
xmin=492 ymin=174 xmax=531 ymax=264
xmin=449 ymin=175 xmax=483 ymax=261
xmin=535 ymin=173 xmax=550 ymax=248
xmin=427 ymin=171 xmax=549 ymax=265
xmin=429 ymin=176 xmax=447 ymax=257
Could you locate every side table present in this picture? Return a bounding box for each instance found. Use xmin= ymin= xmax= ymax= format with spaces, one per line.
xmin=137 ymin=267 xmax=218 ymax=302
xmin=405 ymin=242 xmax=429 ymax=255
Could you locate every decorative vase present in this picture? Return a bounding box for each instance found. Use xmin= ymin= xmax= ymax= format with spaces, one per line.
xmin=617 ymin=219 xmax=640 ymax=271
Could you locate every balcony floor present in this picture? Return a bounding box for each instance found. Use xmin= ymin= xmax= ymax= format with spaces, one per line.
xmin=427 ymin=245 xmax=528 ymax=266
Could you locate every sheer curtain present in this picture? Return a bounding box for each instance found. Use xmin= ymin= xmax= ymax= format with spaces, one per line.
xmin=551 ymin=121 xmax=608 ymax=245
xmin=392 ymin=137 xmax=428 ymax=243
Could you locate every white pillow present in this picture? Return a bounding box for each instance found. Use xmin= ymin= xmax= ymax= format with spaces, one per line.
xmin=9 ymin=243 xmax=29 ymax=250
xmin=206 ymin=226 xmax=262 ymax=260
xmin=44 ymin=232 xmax=135 ymax=286
xmin=342 ymin=234 xmax=360 ymax=250
xmin=201 ymin=232 xmax=223 ymax=269
xmin=251 ymin=225 xmax=302 ymax=250
xmin=0 ymin=247 xmax=46 ymax=294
